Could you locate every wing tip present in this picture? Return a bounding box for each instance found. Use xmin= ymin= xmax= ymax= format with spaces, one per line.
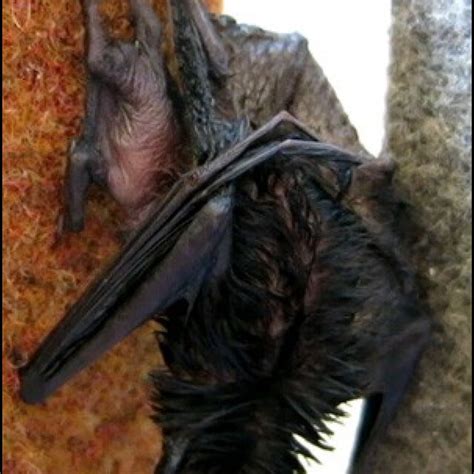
xmin=18 ymin=366 xmax=49 ymax=405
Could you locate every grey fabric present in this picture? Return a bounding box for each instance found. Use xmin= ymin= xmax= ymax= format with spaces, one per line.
xmin=365 ymin=1 xmax=472 ymax=472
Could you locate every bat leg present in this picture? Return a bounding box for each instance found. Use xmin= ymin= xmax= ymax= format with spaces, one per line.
xmin=61 ymin=137 xmax=98 ymax=233
xmin=20 ymin=190 xmax=233 ymax=404
xmin=62 ymin=0 xmax=171 ymax=234
xmin=351 ymin=317 xmax=432 ymax=474
xmin=61 ymin=76 xmax=106 ymax=233
xmin=61 ymin=0 xmax=123 ymax=234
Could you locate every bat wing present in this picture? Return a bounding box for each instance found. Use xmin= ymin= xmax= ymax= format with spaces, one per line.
xmin=20 ymin=188 xmax=233 ymax=404
xmin=19 ymin=113 xmax=339 ymax=404
xmin=20 ymin=109 xmax=430 ymax=474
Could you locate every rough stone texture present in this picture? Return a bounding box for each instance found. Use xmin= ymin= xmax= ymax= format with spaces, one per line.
xmin=367 ymin=1 xmax=472 ymax=472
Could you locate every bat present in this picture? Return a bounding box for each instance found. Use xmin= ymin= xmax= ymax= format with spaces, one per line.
xmin=19 ymin=1 xmax=431 ymax=473
xmin=60 ymin=0 xmax=369 ymax=234
xmin=60 ymin=0 xmax=185 ymax=233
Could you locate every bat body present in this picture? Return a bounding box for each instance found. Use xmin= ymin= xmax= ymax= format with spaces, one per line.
xmin=62 ymin=0 xmax=187 ymax=232
xmin=20 ymin=1 xmax=431 ymax=473
xmin=62 ymin=0 xmax=367 ymax=234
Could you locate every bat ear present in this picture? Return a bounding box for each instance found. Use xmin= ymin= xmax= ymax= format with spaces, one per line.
xmin=19 ymin=193 xmax=232 ymax=404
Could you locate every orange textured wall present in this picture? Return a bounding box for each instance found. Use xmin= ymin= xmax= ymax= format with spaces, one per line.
xmin=3 ymin=1 xmax=222 ymax=473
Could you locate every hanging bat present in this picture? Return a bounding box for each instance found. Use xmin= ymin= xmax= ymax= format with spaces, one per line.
xmin=59 ymin=0 xmax=368 ymax=235
xmin=19 ymin=1 xmax=431 ymax=473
